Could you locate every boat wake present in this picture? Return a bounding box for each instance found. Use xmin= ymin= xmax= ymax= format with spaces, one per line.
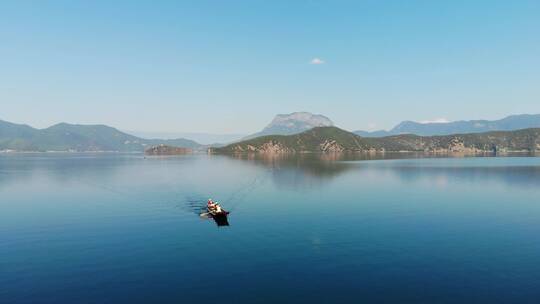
xmin=183 ymin=195 xmax=208 ymax=215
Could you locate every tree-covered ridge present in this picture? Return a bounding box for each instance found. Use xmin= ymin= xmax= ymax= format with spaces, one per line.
xmin=214 ymin=126 xmax=540 ymax=154
xmin=0 ymin=120 xmax=200 ymax=152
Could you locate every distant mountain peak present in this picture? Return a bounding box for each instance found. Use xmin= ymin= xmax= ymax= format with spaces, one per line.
xmin=266 ymin=112 xmax=333 ymax=129
xmin=245 ymin=112 xmax=334 ymax=139
xmin=355 ymin=114 xmax=540 ymax=137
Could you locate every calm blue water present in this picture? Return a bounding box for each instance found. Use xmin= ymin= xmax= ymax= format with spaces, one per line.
xmin=2 ymin=153 xmax=540 ymax=303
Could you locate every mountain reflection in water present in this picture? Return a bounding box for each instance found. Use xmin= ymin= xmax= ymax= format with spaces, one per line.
xmin=224 ymin=152 xmax=540 ymax=190
xmin=2 ymin=153 xmax=540 ymax=303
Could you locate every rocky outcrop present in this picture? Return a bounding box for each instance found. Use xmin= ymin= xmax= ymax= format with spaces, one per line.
xmin=319 ymin=140 xmax=345 ymax=152
xmin=228 ymin=140 xmax=294 ymax=153
xmin=145 ymin=144 xmax=192 ymax=155
xmin=424 ymin=138 xmax=481 ymax=154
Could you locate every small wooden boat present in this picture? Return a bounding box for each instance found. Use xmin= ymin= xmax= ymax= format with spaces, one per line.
xmin=208 ymin=208 xmax=229 ymax=226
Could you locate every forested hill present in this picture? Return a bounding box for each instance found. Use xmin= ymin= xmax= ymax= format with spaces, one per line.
xmin=0 ymin=120 xmax=200 ymax=152
xmin=213 ymin=126 xmax=540 ymax=154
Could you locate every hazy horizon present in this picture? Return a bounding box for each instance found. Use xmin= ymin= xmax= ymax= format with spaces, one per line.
xmin=3 ymin=112 xmax=540 ymax=139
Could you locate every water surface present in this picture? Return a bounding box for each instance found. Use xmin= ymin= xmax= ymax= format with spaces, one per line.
xmin=2 ymin=153 xmax=540 ymax=303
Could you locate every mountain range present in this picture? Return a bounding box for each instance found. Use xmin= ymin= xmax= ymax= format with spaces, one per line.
xmin=3 ymin=113 xmax=540 ymax=152
xmin=354 ymin=114 xmax=540 ymax=137
xmin=0 ymin=120 xmax=200 ymax=152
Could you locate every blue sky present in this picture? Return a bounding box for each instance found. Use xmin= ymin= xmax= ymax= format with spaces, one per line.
xmin=1 ymin=0 xmax=539 ymax=133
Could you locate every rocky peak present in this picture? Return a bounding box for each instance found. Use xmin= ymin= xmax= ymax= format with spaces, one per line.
xmin=244 ymin=112 xmax=334 ymax=139
xmin=268 ymin=112 xmax=334 ymax=129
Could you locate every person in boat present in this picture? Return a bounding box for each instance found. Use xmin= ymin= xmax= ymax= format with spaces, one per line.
xmin=207 ymin=199 xmax=220 ymax=211
xmin=214 ymin=203 xmax=222 ymax=213
xmin=207 ymin=199 xmax=223 ymax=214
xmin=207 ymin=199 xmax=216 ymax=211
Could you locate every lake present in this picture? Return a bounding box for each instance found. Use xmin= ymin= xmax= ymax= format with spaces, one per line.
xmin=2 ymin=153 xmax=540 ymax=303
